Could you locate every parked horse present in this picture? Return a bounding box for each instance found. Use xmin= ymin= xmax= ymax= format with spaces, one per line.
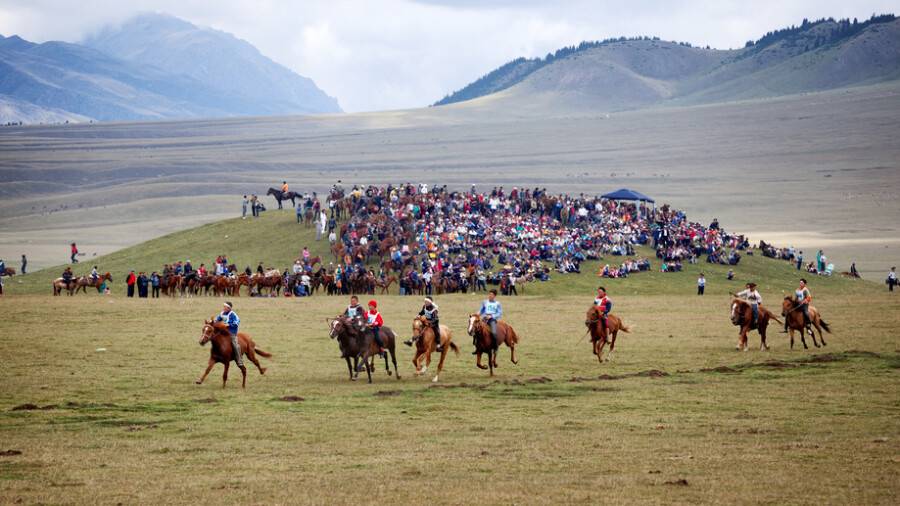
xmin=730 ymin=298 xmax=780 ymax=351
xmin=781 ymin=297 xmax=831 ymax=349
xmin=328 ymin=316 xmax=400 ymax=383
xmin=267 ymin=188 xmax=297 ymax=209
xmin=467 ymin=314 xmax=520 ymax=376
xmin=51 ymin=278 xmax=75 ymax=296
xmin=410 ymin=316 xmax=458 ymax=382
xmin=196 ymin=319 xmax=271 ymax=388
xmin=585 ymin=306 xmax=630 ymax=362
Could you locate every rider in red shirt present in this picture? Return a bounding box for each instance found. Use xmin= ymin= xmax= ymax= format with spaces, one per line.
xmin=366 ymin=300 xmax=385 ymax=355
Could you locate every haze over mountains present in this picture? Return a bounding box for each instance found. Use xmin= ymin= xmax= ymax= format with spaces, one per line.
xmin=0 ymin=13 xmax=340 ymax=124
xmin=436 ymin=15 xmax=900 ymax=111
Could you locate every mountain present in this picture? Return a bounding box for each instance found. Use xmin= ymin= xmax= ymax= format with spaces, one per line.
xmin=435 ymin=15 xmax=900 ymax=111
xmin=83 ymin=13 xmax=341 ymax=115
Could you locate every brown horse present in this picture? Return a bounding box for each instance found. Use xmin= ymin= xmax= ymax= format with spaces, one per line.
xmin=162 ymin=275 xmax=182 ymax=297
xmin=376 ymin=275 xmax=397 ymax=294
xmin=585 ymin=306 xmax=630 ymax=363
xmin=74 ymin=272 xmax=112 ymax=294
xmin=328 ymin=316 xmax=401 ymax=383
xmin=196 ymin=320 xmax=271 ymax=388
xmin=730 ymin=299 xmax=781 ymax=351
xmin=252 ymin=272 xmax=283 ymax=296
xmin=411 ymin=316 xmax=458 ymax=383
xmin=467 ymin=314 xmax=520 ymax=376
xmin=2 ymin=267 xmax=15 ymax=276
xmin=781 ymin=297 xmax=831 ymax=349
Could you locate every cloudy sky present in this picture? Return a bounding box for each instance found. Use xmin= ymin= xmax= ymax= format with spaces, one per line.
xmin=0 ymin=0 xmax=896 ymax=112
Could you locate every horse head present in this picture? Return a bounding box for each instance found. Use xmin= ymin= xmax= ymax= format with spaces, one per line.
xmin=467 ymin=314 xmax=482 ymax=336
xmin=199 ymin=319 xmax=216 ymax=346
xmin=327 ymin=317 xmax=343 ymax=339
xmin=730 ymin=299 xmax=744 ymax=325
xmin=585 ymin=306 xmax=600 ymax=327
xmin=104 ymin=272 xmax=113 ymax=281
xmin=781 ymin=297 xmax=793 ymax=317
xmin=411 ymin=316 xmax=428 ymax=340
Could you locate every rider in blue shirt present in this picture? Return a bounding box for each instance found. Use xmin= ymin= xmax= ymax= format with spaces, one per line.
xmin=215 ymin=301 xmax=243 ymax=367
xmin=479 ymin=289 xmax=503 ymax=350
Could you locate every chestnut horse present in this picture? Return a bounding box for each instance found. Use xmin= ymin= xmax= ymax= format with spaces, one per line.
xmin=2 ymin=267 xmax=15 ymax=276
xmin=585 ymin=306 xmax=630 ymax=363
xmin=52 ymin=278 xmax=75 ymax=296
xmin=730 ymin=299 xmax=780 ymax=351
xmin=467 ymin=314 xmax=520 ymax=376
xmin=376 ymin=275 xmax=397 ymax=294
xmin=74 ymin=272 xmax=112 ymax=294
xmin=328 ymin=316 xmax=400 ymax=383
xmin=197 ymin=320 xmax=271 ymax=388
xmin=410 ymin=316 xmax=458 ymax=382
xmin=781 ymin=297 xmax=831 ymax=349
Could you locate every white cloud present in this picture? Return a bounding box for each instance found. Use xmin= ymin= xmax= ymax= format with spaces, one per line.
xmin=0 ymin=0 xmax=896 ymax=111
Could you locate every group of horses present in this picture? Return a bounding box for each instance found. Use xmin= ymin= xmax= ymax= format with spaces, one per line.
xmin=51 ymin=272 xmax=112 ymax=295
xmin=730 ymin=297 xmax=831 ymax=351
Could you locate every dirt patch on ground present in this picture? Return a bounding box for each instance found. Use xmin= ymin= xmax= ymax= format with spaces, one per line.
xmin=193 ymin=398 xmax=218 ymax=404
xmin=11 ymin=403 xmax=57 ymax=411
xmin=373 ymin=390 xmax=401 ymax=397
xmin=663 ymin=479 xmax=689 ymax=486
xmin=0 ymin=450 xmax=23 ymax=456
xmin=125 ymin=424 xmax=159 ymax=432
xmin=572 ymin=369 xmax=670 ymax=382
xmin=278 ymin=396 xmax=305 ymax=402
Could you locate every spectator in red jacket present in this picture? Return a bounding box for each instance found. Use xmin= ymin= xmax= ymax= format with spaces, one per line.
xmin=126 ymin=271 xmax=136 ymax=298
xmin=366 ymin=299 xmax=385 ymax=355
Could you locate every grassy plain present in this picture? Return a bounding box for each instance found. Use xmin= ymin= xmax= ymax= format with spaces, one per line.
xmin=0 ymin=289 xmax=898 ymax=504
xmin=1 ymin=210 xmax=898 ymax=503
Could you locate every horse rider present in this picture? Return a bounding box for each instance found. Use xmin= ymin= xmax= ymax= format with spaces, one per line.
xmin=0 ymin=258 xmax=5 ymax=276
xmin=281 ymin=181 xmax=289 ymax=194
xmin=594 ymin=286 xmax=613 ymax=331
xmin=783 ymin=278 xmax=812 ymax=333
xmin=366 ymin=299 xmax=386 ymax=356
xmin=183 ymin=260 xmax=195 ymax=282
xmin=215 ymin=302 xmax=243 ymax=368
xmin=889 ymin=266 xmax=897 ymax=292
xmin=479 ymin=289 xmax=503 ymax=351
xmin=735 ymin=282 xmax=762 ymax=326
xmin=346 ymin=295 xmax=365 ymax=321
xmin=90 ymin=265 xmax=100 ymax=284
xmin=407 ymin=296 xmax=440 ymax=350
xmin=62 ymin=267 xmax=74 ymax=290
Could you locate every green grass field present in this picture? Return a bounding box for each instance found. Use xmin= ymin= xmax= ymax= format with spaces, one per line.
xmin=1 ymin=211 xmax=898 ymax=504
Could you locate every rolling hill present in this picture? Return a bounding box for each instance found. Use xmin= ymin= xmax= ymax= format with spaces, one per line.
xmin=0 ymin=14 xmax=340 ymax=124
xmin=435 ymin=15 xmax=900 ymax=111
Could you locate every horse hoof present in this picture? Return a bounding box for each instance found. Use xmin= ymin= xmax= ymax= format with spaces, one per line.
xmin=477 ymin=364 xmax=487 ymax=370
xmin=431 ymin=376 xmax=439 ymax=383
xmin=511 ymin=359 xmax=518 ymax=365
xmin=195 ymin=380 xmax=202 ymax=385
xmin=260 ymin=368 xmax=267 ymax=375
xmin=387 ymin=371 xmax=392 ymax=376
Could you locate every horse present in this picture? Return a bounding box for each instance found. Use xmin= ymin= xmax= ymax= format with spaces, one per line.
xmin=74 ymin=272 xmax=112 ymax=294
xmin=410 ymin=316 xmax=458 ymax=383
xmin=781 ymin=297 xmax=831 ymax=349
xmin=196 ymin=319 xmax=271 ymax=388
xmin=162 ymin=274 xmax=182 ymax=297
xmin=328 ymin=316 xmax=400 ymax=383
xmin=51 ymin=278 xmax=76 ymax=296
xmin=467 ymin=314 xmax=520 ymax=376
xmin=267 ymin=188 xmax=297 ymax=209
xmin=585 ymin=306 xmax=630 ymax=363
xmin=2 ymin=267 xmax=15 ymax=276
xmin=730 ymin=298 xmax=781 ymax=351
xmin=252 ymin=272 xmax=283 ymax=296
xmin=303 ymin=207 xmax=315 ymax=227
xmin=376 ymin=275 xmax=397 ymax=294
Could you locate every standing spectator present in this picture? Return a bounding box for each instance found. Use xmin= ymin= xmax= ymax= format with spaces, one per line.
xmin=697 ymin=273 xmax=706 ymax=295
xmin=151 ymin=272 xmax=161 ymax=298
xmin=296 ymin=204 xmax=302 ymax=223
xmin=508 ymin=273 xmax=518 ymax=296
xmin=242 ymin=195 xmax=249 ymax=219
xmin=137 ymin=272 xmax=149 ymax=298
xmin=70 ymin=242 xmax=79 ymax=263
xmin=21 ymin=254 xmax=27 ymax=274
xmin=796 ymin=250 xmax=803 ymax=270
xmin=126 ymin=270 xmax=136 ymax=297
xmin=816 ymin=250 xmax=824 ymax=273
xmin=888 ymin=267 xmax=897 ymax=292
xmin=317 ymin=210 xmax=327 ymax=241
xmin=251 ymin=195 xmax=259 ymax=217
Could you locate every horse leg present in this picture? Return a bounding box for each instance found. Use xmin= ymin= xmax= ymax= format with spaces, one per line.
xmin=246 ymin=347 xmax=266 ymax=375
xmin=815 ymin=321 xmax=827 ymax=346
xmin=197 ymin=358 xmax=216 ymax=384
xmin=433 ymin=350 xmax=447 ymax=383
xmin=390 ymin=348 xmax=400 ymax=380
xmin=759 ymin=324 xmax=769 ymax=351
xmin=607 ymin=331 xmax=617 ymax=361
xmin=240 ymin=364 xmax=247 ymax=389
xmin=345 ymin=356 xmax=355 ymax=381
xmin=809 ymin=322 xmax=821 ymax=348
xmin=799 ymin=326 xmax=809 ymax=349
xmin=413 ymin=351 xmax=423 ymax=376
xmin=510 ymin=343 xmax=518 ymax=365
xmin=476 ymin=350 xmax=487 ymax=370
xmin=487 ymin=349 xmax=494 ymax=377
xmin=222 ymin=362 xmax=230 ymax=388
xmin=364 ymin=353 xmax=373 ymax=384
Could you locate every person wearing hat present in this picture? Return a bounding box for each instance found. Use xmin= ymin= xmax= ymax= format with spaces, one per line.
xmin=215 ymin=302 xmax=243 ymax=367
xmin=735 ymin=282 xmax=762 ymax=326
xmin=408 ymin=297 xmax=441 ymax=350
xmin=366 ymin=300 xmax=386 ymax=356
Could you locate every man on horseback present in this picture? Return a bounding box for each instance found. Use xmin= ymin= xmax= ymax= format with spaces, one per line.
xmin=594 ymin=286 xmax=612 ymax=331
xmin=735 ymin=282 xmax=762 ymax=326
xmin=215 ymin=302 xmax=243 ymax=368
xmin=366 ymin=300 xmax=386 ymax=357
xmin=479 ymin=290 xmax=503 ymax=350
xmin=783 ymin=278 xmax=812 ymax=334
xmin=346 ymin=295 xmax=365 ymax=320
xmin=407 ymin=297 xmax=440 ymax=350
xmin=90 ymin=265 xmax=99 ymax=284
xmin=281 ymin=181 xmax=289 ymax=194
xmin=62 ymin=267 xmax=74 ymax=291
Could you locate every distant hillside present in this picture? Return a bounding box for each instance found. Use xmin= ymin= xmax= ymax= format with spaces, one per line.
xmin=84 ymin=13 xmax=341 ymax=115
xmin=0 ymin=14 xmax=340 ymax=124
xmin=435 ymin=15 xmax=900 ymax=110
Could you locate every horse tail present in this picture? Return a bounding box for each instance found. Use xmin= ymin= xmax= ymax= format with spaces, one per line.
xmin=449 ymin=341 xmax=460 ymax=356
xmin=619 ymin=324 xmax=631 ymax=333
xmin=254 ymin=346 xmax=273 ymax=358
xmin=819 ymin=319 xmax=831 ymax=333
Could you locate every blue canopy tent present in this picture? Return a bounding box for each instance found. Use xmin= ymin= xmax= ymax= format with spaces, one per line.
xmin=601 ymin=188 xmax=655 ymax=206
